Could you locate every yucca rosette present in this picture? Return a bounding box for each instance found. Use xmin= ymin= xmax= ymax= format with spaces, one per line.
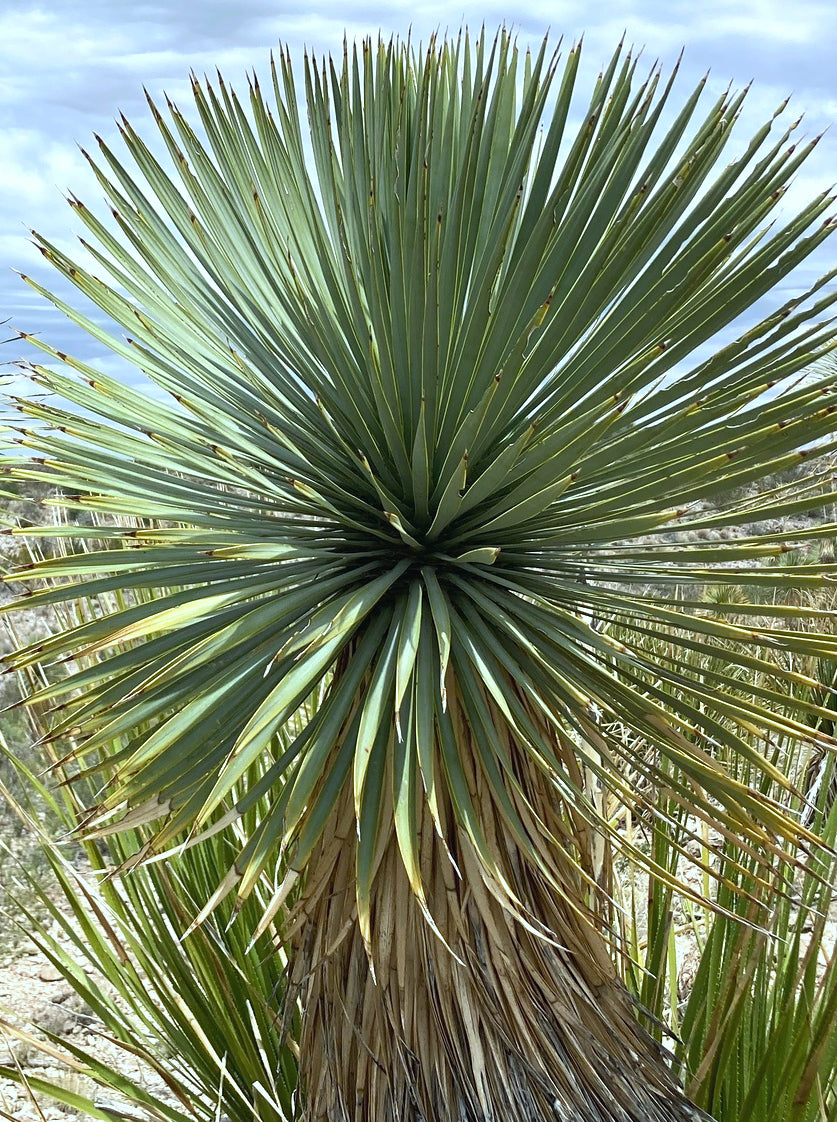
xmin=5 ymin=31 xmax=837 ymax=1122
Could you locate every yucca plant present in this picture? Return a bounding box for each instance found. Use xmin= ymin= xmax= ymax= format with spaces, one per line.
xmin=4 ymin=29 xmax=837 ymax=1122
xmin=0 ymin=736 xmax=299 ymax=1122
xmin=680 ymin=753 xmax=837 ymax=1120
xmin=676 ymin=624 xmax=837 ymax=1120
xmin=0 ymin=556 xmax=298 ymax=1122
xmin=608 ymin=578 xmax=837 ymax=1119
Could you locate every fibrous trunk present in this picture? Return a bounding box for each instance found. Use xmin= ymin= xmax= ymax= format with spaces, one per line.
xmin=283 ymin=690 xmax=707 ymax=1122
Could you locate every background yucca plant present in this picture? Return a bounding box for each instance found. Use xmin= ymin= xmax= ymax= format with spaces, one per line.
xmin=608 ymin=563 xmax=837 ymax=1119
xmin=3 ymin=28 xmax=837 ymax=1122
xmin=0 ymin=514 xmax=300 ymax=1121
xmin=0 ymin=747 xmax=299 ymax=1122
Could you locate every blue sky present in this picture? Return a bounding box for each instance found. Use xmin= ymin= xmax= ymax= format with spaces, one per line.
xmin=1 ymin=0 xmax=836 ymax=390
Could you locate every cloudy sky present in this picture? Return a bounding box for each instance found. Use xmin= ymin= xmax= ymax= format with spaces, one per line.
xmin=2 ymin=0 xmax=836 ymax=390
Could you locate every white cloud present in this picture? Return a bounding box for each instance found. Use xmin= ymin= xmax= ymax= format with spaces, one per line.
xmin=0 ymin=131 xmax=89 ymax=209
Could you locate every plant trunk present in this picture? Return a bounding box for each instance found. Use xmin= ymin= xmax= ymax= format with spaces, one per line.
xmin=284 ymin=696 xmax=710 ymax=1122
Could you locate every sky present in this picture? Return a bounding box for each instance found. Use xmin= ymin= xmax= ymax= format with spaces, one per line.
xmin=1 ymin=0 xmax=837 ymax=394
